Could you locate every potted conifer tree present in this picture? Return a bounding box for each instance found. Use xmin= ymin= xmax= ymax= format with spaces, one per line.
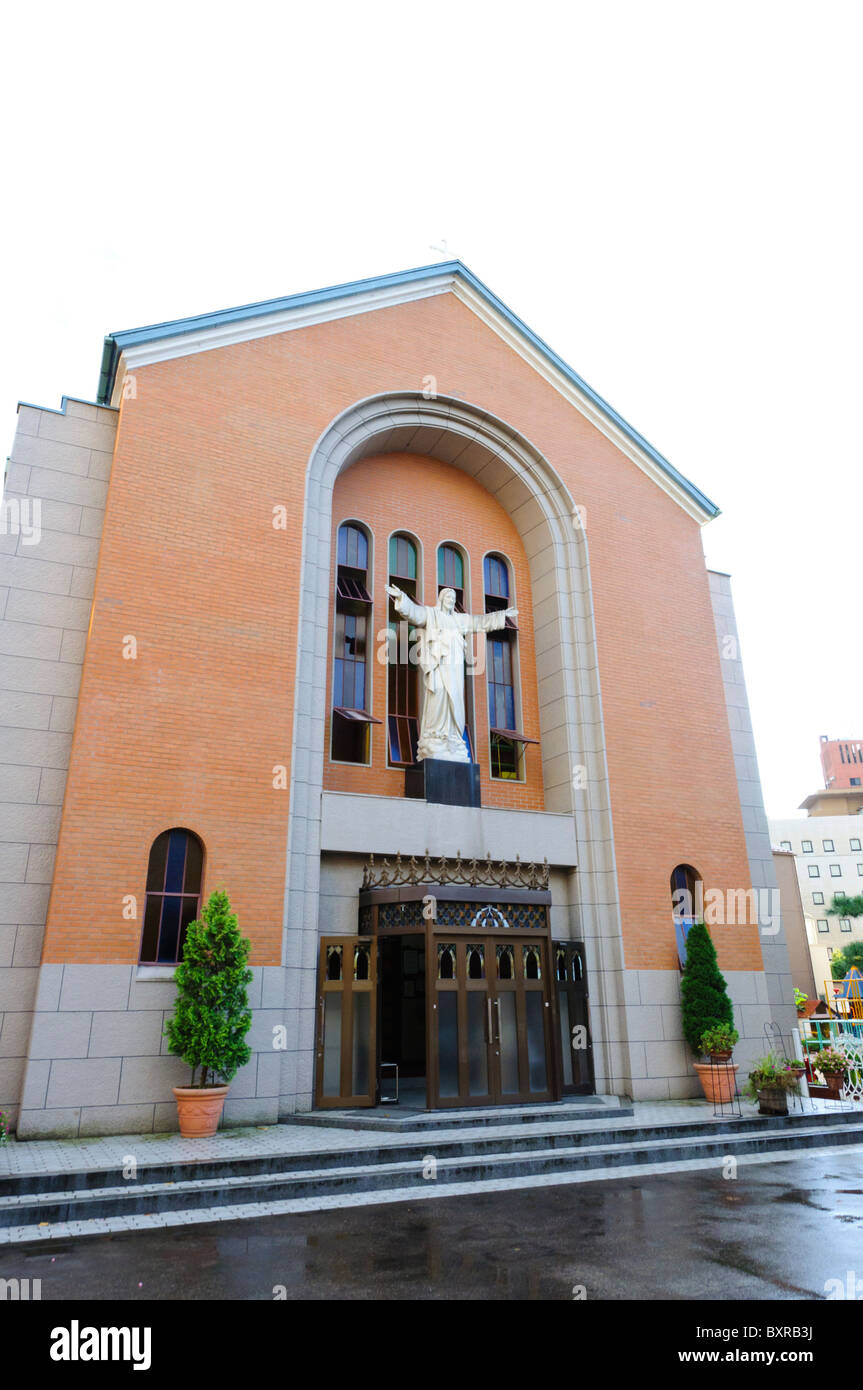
xmin=680 ymin=921 xmax=738 ymax=1103
xmin=165 ymin=888 xmax=253 ymax=1137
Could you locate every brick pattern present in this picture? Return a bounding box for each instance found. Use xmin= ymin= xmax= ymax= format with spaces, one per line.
xmin=0 ymin=399 xmax=117 ymax=1125
xmin=37 ymin=292 xmax=755 ymax=979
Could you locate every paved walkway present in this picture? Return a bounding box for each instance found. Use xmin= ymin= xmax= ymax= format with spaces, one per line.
xmin=0 ymin=1096 xmax=844 ymax=1179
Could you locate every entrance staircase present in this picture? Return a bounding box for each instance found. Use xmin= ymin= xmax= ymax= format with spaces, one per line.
xmin=2 ymin=1100 xmax=862 ymax=1244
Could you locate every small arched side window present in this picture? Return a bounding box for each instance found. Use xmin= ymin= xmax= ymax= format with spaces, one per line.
xmin=671 ymin=863 xmax=703 ymax=969
xmin=139 ymin=829 xmax=203 ymax=964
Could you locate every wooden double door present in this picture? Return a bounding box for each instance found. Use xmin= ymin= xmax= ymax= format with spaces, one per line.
xmin=430 ymin=935 xmax=554 ymax=1107
xmin=314 ymin=931 xmax=590 ymax=1110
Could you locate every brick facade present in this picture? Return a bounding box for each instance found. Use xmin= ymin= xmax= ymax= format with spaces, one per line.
xmin=0 ymin=265 xmax=793 ymax=1132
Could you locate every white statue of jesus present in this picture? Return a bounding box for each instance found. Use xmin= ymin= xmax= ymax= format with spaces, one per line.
xmin=385 ymin=584 xmax=518 ymax=763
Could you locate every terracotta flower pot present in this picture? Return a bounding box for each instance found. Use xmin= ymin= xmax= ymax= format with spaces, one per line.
xmin=694 ymin=1061 xmax=738 ymax=1103
xmin=821 ymin=1072 xmax=844 ymax=1100
xmin=173 ymin=1085 xmax=230 ymax=1137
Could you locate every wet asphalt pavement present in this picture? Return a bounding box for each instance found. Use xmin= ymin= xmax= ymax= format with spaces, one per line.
xmin=4 ymin=1151 xmax=863 ymax=1300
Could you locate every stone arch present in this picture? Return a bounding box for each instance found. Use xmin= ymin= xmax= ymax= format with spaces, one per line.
xmin=279 ymin=392 xmax=625 ymax=1111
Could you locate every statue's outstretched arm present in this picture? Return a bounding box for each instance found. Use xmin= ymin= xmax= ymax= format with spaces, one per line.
xmin=466 ymin=606 xmax=518 ymax=633
xmin=385 ymin=583 xmax=427 ymax=627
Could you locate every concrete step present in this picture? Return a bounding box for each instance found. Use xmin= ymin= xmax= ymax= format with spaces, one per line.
xmin=1 ymin=1110 xmax=862 ymax=1239
xmin=292 ymin=1096 xmax=630 ymax=1131
xmin=2 ymin=1106 xmax=859 ymax=1202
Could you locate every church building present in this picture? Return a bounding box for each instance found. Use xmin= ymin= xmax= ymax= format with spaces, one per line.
xmin=0 ymin=262 xmax=795 ymax=1136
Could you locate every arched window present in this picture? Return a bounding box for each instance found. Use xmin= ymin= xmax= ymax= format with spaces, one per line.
xmin=671 ymin=864 xmax=703 ymax=968
xmin=437 ymin=543 xmax=465 ymax=611
xmin=523 ymin=945 xmax=541 ymax=980
xmin=437 ymin=944 xmax=456 ymax=980
xmin=140 ymin=829 xmax=203 ymax=964
xmin=436 ymin=541 xmax=474 ymax=758
xmin=484 ymin=553 xmax=533 ymax=780
xmin=387 ymin=532 xmax=420 ymax=766
xmin=467 ymin=945 xmax=485 ymax=980
xmin=497 ymin=944 xmax=514 ymax=981
xmin=337 ymin=522 xmax=369 ymax=576
xmin=332 ymin=520 xmax=378 ymax=764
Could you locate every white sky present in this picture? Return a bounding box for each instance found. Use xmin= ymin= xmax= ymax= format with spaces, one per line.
xmin=3 ymin=1 xmax=860 ymax=820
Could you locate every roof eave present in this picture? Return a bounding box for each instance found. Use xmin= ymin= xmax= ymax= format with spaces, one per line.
xmin=97 ymin=260 xmax=720 ymax=521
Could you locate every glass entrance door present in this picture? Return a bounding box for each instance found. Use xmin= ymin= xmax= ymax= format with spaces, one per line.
xmin=553 ymin=940 xmax=595 ymax=1095
xmin=314 ymin=936 xmax=377 ymax=1108
xmin=430 ymin=935 xmax=554 ymax=1107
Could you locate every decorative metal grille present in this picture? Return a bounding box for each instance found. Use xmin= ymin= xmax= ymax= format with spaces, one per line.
xmin=829 ymin=1035 xmax=863 ymax=1103
xmin=377 ymin=901 xmax=424 ymax=930
xmin=361 ymin=850 xmax=550 ymax=892
xmin=434 ymin=901 xmax=546 ymax=930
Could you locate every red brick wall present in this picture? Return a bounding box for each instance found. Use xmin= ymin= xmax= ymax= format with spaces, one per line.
xmin=821 ymin=738 xmax=863 ymax=790
xmin=41 ymin=290 xmax=761 ymax=973
xmin=324 ymin=453 xmax=543 ymax=810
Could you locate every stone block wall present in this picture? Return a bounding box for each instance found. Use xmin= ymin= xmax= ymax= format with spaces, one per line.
xmin=0 ymin=398 xmax=117 ymax=1128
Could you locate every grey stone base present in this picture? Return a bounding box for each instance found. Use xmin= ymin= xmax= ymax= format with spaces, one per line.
xmin=9 ymin=956 xmax=795 ymax=1137
xmin=14 ymin=963 xmax=290 ymax=1139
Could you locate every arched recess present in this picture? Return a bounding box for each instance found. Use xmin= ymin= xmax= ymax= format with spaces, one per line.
xmin=279 ymin=392 xmax=625 ymax=1110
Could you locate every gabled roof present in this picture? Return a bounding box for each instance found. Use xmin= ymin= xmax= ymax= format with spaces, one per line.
xmin=98 ymin=260 xmax=719 ymax=522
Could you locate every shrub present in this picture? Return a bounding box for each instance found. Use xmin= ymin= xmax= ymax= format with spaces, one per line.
xmin=164 ymin=889 xmax=253 ymax=1089
xmin=700 ymin=1023 xmax=739 ymax=1055
xmin=680 ymin=921 xmax=735 ymax=1054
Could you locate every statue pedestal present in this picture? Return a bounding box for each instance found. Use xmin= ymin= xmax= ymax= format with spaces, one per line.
xmin=405 ymin=759 xmax=481 ymax=808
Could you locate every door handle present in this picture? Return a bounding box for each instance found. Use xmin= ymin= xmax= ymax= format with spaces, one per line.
xmin=487 ymin=998 xmax=493 ymax=1045
xmin=318 ymin=998 xmax=325 ymax=1048
xmin=493 ymin=997 xmax=501 ymax=1044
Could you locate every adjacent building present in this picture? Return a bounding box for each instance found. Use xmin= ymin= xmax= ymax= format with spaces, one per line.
xmin=820 ymin=735 xmax=863 ymax=791
xmin=770 ymin=748 xmax=863 ymax=990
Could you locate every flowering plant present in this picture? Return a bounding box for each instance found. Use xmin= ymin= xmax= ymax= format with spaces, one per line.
xmin=0 ymin=1109 xmax=8 ymax=1144
xmin=813 ymin=1047 xmax=850 ymax=1077
xmin=743 ymin=1054 xmax=802 ymax=1099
